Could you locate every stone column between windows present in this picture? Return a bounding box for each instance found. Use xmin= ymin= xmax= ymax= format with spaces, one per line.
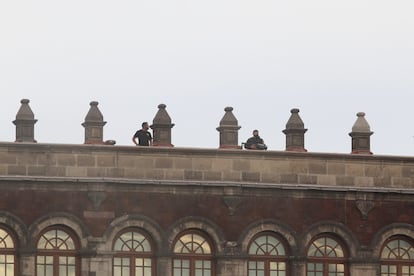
xmin=88 ymin=256 xmax=111 ymax=276
xmin=157 ymin=257 xmax=171 ymax=275
xmin=349 ymin=263 xmax=378 ymax=276
xmin=290 ymin=259 xmax=306 ymax=276
xmin=20 ymin=254 xmax=35 ymax=276
xmin=216 ymin=259 xmax=246 ymax=276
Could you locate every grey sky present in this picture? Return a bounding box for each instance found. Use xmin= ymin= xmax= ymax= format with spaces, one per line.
xmin=1 ymin=1 xmax=413 ymax=156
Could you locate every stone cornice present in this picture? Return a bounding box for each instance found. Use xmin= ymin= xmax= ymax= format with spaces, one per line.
xmin=0 ymin=141 xmax=413 ymax=162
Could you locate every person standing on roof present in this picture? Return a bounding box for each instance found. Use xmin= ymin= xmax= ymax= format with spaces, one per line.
xmin=132 ymin=122 xmax=153 ymax=146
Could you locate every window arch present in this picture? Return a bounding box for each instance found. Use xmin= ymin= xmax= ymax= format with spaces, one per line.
xmin=248 ymin=232 xmax=288 ymax=276
xmin=36 ymin=226 xmax=79 ymax=276
xmin=306 ymin=235 xmax=348 ymax=276
xmin=0 ymin=227 xmax=16 ymax=276
xmin=113 ymin=228 xmax=154 ymax=276
xmin=380 ymin=236 xmax=414 ymax=276
xmin=172 ymin=231 xmax=214 ymax=276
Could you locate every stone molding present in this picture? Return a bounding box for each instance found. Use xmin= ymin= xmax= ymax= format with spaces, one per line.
xmin=27 ymin=212 xmax=90 ymax=249
xmin=100 ymin=214 xmax=164 ymax=252
xmin=238 ymin=219 xmax=298 ymax=255
xmin=370 ymin=223 xmax=414 ymax=259
xmin=300 ymin=220 xmax=359 ymax=258
xmin=166 ymin=216 xmax=226 ymax=254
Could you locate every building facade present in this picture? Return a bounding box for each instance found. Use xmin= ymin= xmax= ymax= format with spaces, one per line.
xmin=0 ymin=100 xmax=413 ymax=276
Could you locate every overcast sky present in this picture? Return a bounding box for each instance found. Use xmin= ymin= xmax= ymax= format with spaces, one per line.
xmin=1 ymin=1 xmax=413 ymax=156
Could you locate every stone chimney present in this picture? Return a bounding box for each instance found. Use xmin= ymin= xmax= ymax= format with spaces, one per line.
xmin=151 ymin=104 xmax=174 ymax=147
xmin=82 ymin=101 xmax=107 ymax=144
xmin=349 ymin=112 xmax=373 ymax=155
xmin=282 ymin=108 xmax=307 ymax=152
xmin=13 ymin=99 xmax=37 ymax=143
xmin=216 ymin=107 xmax=241 ymax=149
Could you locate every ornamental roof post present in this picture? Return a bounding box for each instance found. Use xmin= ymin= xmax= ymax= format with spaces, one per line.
xmin=82 ymin=101 xmax=107 ymax=144
xmin=349 ymin=112 xmax=374 ymax=155
xmin=13 ymin=99 xmax=38 ymax=143
xmin=216 ymin=107 xmax=241 ymax=149
xmin=282 ymin=108 xmax=308 ymax=152
xmin=151 ymin=104 xmax=174 ymax=147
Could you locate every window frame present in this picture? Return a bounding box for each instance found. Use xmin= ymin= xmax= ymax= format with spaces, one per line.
xmin=112 ymin=227 xmax=155 ymax=276
xmin=380 ymin=235 xmax=414 ymax=276
xmin=247 ymin=232 xmax=289 ymax=276
xmin=35 ymin=225 xmax=80 ymax=276
xmin=0 ymin=226 xmax=17 ymax=276
xmin=306 ymin=234 xmax=348 ymax=276
xmin=172 ymin=230 xmax=215 ymax=276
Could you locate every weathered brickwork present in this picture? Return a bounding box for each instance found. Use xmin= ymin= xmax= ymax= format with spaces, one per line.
xmin=0 ymin=142 xmax=413 ymax=276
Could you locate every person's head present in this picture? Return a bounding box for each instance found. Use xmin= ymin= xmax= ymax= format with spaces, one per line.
xmin=142 ymin=122 xmax=149 ymax=130
xmin=253 ymin=129 xmax=259 ymax=136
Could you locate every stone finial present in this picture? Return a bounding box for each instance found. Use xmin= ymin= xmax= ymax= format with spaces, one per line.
xmin=282 ymin=108 xmax=307 ymax=152
xmin=216 ymin=107 xmax=241 ymax=149
xmin=349 ymin=112 xmax=373 ymax=155
xmin=13 ymin=99 xmax=38 ymax=143
xmin=151 ymin=104 xmax=174 ymax=147
xmin=82 ymin=101 xmax=107 ymax=144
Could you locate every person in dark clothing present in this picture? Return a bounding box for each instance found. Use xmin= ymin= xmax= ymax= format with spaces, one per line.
xmin=245 ymin=129 xmax=267 ymax=150
xmin=132 ymin=122 xmax=153 ymax=146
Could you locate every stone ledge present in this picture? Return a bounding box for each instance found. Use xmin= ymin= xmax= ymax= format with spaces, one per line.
xmin=1 ymin=175 xmax=414 ymax=195
xmin=1 ymin=142 xmax=414 ymax=162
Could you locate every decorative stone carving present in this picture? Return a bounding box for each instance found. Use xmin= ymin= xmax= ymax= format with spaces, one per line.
xmin=356 ymin=200 xmax=375 ymax=220
xmin=223 ymin=241 xmax=239 ymax=255
xmin=88 ymin=191 xmax=107 ymax=211
xmin=223 ymin=196 xmax=243 ymax=215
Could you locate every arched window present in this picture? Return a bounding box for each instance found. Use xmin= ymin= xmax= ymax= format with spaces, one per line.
xmin=172 ymin=231 xmax=214 ymax=276
xmin=0 ymin=227 xmax=16 ymax=276
xmin=306 ymin=236 xmax=347 ymax=276
xmin=113 ymin=229 xmax=154 ymax=276
xmin=380 ymin=236 xmax=414 ymax=276
xmin=248 ymin=233 xmax=288 ymax=276
xmin=36 ymin=227 xmax=79 ymax=276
